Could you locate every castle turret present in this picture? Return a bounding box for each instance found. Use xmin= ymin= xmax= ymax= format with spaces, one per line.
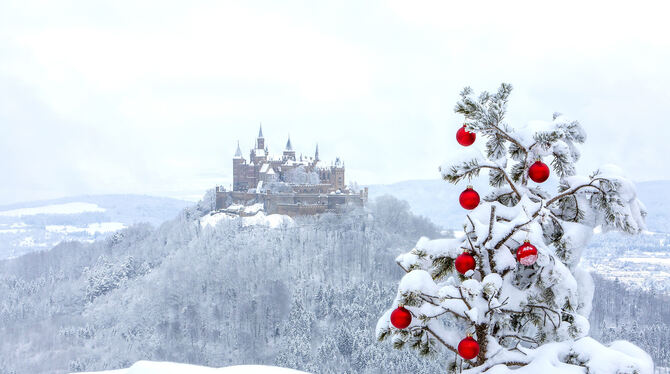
xmin=283 ymin=135 xmax=296 ymax=161
xmin=314 ymin=144 xmax=320 ymax=161
xmin=233 ymin=140 xmax=247 ymax=191
xmin=256 ymin=124 xmax=265 ymax=150
xmin=234 ymin=141 xmax=243 ymax=159
xmin=252 ymin=124 xmax=267 ymax=164
xmin=332 ymin=157 xmax=345 ymax=190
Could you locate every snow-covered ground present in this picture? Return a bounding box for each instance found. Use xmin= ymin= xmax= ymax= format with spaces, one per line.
xmin=46 ymin=222 xmax=127 ymax=235
xmin=582 ymin=230 xmax=670 ymax=293
xmin=77 ymin=341 xmax=653 ymax=374
xmin=201 ymin=211 xmax=295 ymax=229
xmin=78 ymin=361 xmax=306 ymax=374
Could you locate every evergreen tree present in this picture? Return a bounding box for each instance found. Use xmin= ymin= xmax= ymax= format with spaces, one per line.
xmin=377 ymin=84 xmax=651 ymax=373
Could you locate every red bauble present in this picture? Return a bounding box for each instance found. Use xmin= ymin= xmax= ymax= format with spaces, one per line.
xmin=458 ymin=336 xmax=480 ymax=360
xmin=456 ymin=125 xmax=476 ymax=146
xmin=390 ymin=306 xmax=412 ymax=329
xmin=455 ymin=252 xmax=476 ymax=275
xmin=459 ymin=187 xmax=480 ymax=210
xmin=517 ymin=241 xmax=538 ymax=266
xmin=528 ymin=160 xmax=550 ymax=183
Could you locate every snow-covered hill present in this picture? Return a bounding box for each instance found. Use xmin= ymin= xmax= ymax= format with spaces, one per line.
xmin=0 ymin=195 xmax=191 ymax=259
xmin=0 ymin=194 xmax=667 ymax=372
xmin=0 ymin=196 xmax=444 ymax=373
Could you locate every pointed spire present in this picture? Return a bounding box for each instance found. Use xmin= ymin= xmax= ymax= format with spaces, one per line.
xmin=234 ymin=140 xmax=242 ymax=158
xmin=285 ymin=135 xmax=293 ymax=151
xmin=258 ymin=123 xmax=264 ymax=138
xmin=315 ymin=143 xmax=320 ymax=161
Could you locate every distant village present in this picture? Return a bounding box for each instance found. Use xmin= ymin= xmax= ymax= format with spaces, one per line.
xmin=215 ymin=126 xmax=367 ymax=216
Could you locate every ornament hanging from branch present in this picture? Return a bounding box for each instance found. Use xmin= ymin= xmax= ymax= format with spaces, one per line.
xmin=459 ymin=186 xmax=480 ymax=210
xmin=390 ymin=305 xmax=412 ymax=329
xmin=456 ymin=125 xmax=476 ymax=146
xmin=458 ymin=336 xmax=480 ymax=360
xmin=529 ymin=160 xmax=550 ymax=183
xmin=455 ymin=252 xmax=476 ymax=275
xmin=517 ymin=240 xmax=538 ymax=266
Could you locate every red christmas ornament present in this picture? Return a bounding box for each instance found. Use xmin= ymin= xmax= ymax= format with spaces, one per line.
xmin=517 ymin=240 xmax=538 ymax=266
xmin=456 ymin=125 xmax=476 ymax=146
xmin=458 ymin=336 xmax=480 ymax=360
xmin=390 ymin=305 xmax=412 ymax=329
xmin=455 ymin=252 xmax=476 ymax=275
xmin=459 ymin=187 xmax=480 ymax=210
xmin=528 ymin=160 xmax=550 ymax=183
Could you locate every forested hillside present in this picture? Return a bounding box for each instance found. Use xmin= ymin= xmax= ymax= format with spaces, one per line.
xmin=590 ymin=275 xmax=670 ymax=368
xmin=0 ymin=195 xmax=667 ymax=373
xmin=0 ymin=196 xmax=447 ymax=373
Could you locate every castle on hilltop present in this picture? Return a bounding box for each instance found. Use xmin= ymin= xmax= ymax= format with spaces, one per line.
xmin=215 ymin=125 xmax=367 ymax=216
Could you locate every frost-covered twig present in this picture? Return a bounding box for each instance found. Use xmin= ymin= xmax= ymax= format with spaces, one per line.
xmin=545 ymin=181 xmax=606 ymax=207
xmin=424 ymin=326 xmax=459 ymax=355
xmin=479 ymin=165 xmax=521 ymax=199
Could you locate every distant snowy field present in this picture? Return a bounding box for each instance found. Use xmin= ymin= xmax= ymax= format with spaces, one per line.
xmin=582 ymin=230 xmax=670 ymax=293
xmin=78 ymin=361 xmax=306 ymax=374
xmin=0 ymin=195 xmax=191 ymax=259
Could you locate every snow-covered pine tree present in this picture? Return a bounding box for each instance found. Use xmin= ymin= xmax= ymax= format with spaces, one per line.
xmin=377 ymin=83 xmax=653 ymax=373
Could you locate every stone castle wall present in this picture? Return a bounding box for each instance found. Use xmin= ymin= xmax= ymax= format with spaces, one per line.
xmin=214 ymin=186 xmax=368 ymax=217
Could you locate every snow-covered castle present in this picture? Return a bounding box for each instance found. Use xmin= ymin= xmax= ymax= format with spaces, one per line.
xmin=215 ymin=126 xmax=367 ymax=216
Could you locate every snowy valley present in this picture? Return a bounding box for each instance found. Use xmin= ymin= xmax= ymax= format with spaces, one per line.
xmin=0 ymin=193 xmax=668 ymax=372
xmin=0 ymin=195 xmax=191 ymax=259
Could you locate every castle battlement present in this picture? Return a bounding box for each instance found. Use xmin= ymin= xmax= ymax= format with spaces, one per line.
xmin=215 ymin=125 xmax=367 ymax=216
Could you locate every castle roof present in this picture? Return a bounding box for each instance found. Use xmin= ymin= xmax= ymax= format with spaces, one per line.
xmin=258 ymin=124 xmax=264 ymax=138
xmin=234 ymin=141 xmax=243 ymax=158
xmin=285 ymin=136 xmax=293 ymax=151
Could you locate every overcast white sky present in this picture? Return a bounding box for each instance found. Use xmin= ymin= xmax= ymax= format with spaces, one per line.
xmin=1 ymin=0 xmax=669 ymax=204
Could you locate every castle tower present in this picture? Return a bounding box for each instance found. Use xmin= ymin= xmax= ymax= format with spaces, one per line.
xmin=234 ymin=140 xmax=243 ymax=159
xmin=332 ymin=157 xmax=345 ymax=190
xmin=256 ymin=124 xmax=265 ymax=150
xmin=314 ymin=144 xmax=320 ymax=161
xmin=283 ymin=135 xmax=296 ymax=161
xmin=233 ymin=140 xmax=246 ymax=191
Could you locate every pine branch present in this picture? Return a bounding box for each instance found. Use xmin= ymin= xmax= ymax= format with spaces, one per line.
xmin=419 ymin=294 xmax=468 ymax=321
xmin=479 ymin=166 xmax=521 ymax=199
xmin=544 ymin=181 xmax=606 ymax=208
xmin=424 ymin=326 xmax=459 ymax=356
xmin=483 ymin=206 xmax=497 ymax=271
xmin=493 ymin=214 xmax=536 ymax=250
xmin=458 ymin=287 xmax=472 ymax=310
xmin=498 ymin=334 xmax=539 ymax=346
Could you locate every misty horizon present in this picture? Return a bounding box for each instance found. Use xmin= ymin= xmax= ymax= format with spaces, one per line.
xmin=2 ymin=1 xmax=669 ymax=205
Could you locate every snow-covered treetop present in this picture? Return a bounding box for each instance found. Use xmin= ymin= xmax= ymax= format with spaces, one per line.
xmin=377 ymin=83 xmax=651 ymax=374
xmin=442 ymin=83 xmax=646 ymax=234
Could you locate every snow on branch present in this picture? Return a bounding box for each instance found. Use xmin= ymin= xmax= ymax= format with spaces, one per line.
xmin=379 ymin=83 xmax=651 ymax=373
